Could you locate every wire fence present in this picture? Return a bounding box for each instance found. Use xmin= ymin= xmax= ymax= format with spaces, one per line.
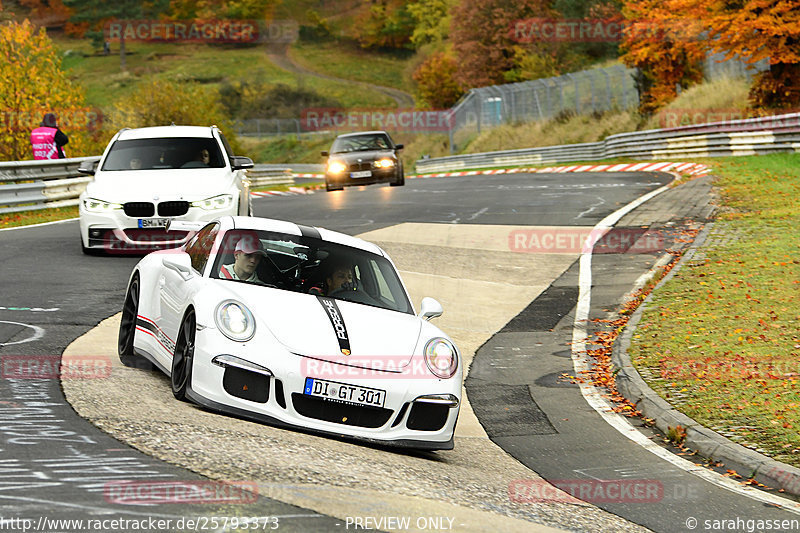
xmin=234 ymin=55 xmax=771 ymax=150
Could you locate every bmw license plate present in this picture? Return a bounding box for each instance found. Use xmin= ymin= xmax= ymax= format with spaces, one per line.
xmin=138 ymin=218 xmax=171 ymax=228
xmin=350 ymin=170 xmax=372 ymax=178
xmin=304 ymin=377 xmax=386 ymax=408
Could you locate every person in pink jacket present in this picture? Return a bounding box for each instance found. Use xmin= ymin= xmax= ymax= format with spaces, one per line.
xmin=31 ymin=113 xmax=69 ymax=159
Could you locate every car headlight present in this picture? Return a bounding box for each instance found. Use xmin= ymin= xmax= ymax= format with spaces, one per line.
xmin=191 ymin=194 xmax=234 ymax=210
xmin=374 ymin=158 xmax=395 ymax=169
xmin=215 ymin=300 xmax=255 ymax=342
xmin=327 ymin=161 xmax=347 ymax=174
xmin=424 ymin=338 xmax=459 ymax=379
xmin=82 ymin=197 xmax=122 ymax=213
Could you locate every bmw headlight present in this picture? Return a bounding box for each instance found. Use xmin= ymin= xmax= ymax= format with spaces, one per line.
xmin=191 ymin=194 xmax=234 ymax=210
xmin=424 ymin=338 xmax=459 ymax=379
xmin=327 ymin=161 xmax=347 ymax=174
xmin=215 ymin=300 xmax=255 ymax=342
xmin=82 ymin=197 xmax=122 ymax=213
xmin=374 ymin=158 xmax=395 ymax=168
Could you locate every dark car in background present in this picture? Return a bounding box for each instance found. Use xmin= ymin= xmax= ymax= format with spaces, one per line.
xmin=321 ymin=131 xmax=404 ymax=191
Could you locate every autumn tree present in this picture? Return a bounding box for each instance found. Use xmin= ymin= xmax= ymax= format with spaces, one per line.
xmin=698 ymin=0 xmax=800 ymax=110
xmin=0 ymin=20 xmax=97 ymax=160
xmin=450 ymin=0 xmax=552 ymax=88
xmin=620 ymin=0 xmax=706 ymax=115
xmin=352 ymin=0 xmax=415 ymax=49
xmin=62 ymin=0 xmax=168 ymax=70
xmin=407 ymin=0 xmax=456 ymax=49
xmin=109 ymin=78 xmax=242 ymax=153
xmin=168 ymin=0 xmax=278 ymax=20
xmin=19 ymin=0 xmax=71 ymax=27
xmin=413 ymin=51 xmax=464 ymax=108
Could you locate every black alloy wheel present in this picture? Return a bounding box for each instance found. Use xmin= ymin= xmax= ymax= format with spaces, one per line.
xmin=171 ymin=310 xmax=196 ymax=401
xmin=118 ymin=275 xmax=142 ymax=367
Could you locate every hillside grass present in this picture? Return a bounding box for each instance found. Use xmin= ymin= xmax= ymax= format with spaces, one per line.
xmin=289 ymin=39 xmax=414 ymax=93
xmin=628 ymin=153 xmax=800 ymax=466
xmin=54 ymin=36 xmax=394 ymax=112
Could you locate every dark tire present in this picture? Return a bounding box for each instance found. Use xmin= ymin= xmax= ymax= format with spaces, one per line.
xmin=326 ymin=179 xmax=343 ymax=192
xmin=171 ymin=310 xmax=196 ymax=402
xmin=390 ymin=172 xmax=405 ymax=187
xmin=81 ymin=240 xmax=102 ymax=256
xmin=118 ymin=275 xmax=142 ymax=367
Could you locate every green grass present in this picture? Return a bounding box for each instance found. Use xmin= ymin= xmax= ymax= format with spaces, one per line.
xmin=54 ymin=36 xmax=394 ymax=113
xmin=0 ymin=206 xmax=79 ymax=228
xmin=628 ymin=153 xmax=800 ymax=465
xmin=289 ymin=40 xmax=413 ymax=93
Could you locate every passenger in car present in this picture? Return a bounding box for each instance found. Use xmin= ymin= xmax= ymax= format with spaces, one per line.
xmin=220 ymin=237 xmax=268 ymax=284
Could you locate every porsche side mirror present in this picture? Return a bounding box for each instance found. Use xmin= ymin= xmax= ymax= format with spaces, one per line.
xmin=419 ymin=297 xmax=443 ymax=321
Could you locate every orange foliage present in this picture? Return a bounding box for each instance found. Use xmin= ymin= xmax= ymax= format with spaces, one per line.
xmin=412 ymin=51 xmax=465 ymax=109
xmin=620 ymin=0 xmax=705 ymax=115
xmin=20 ymin=0 xmax=72 ymax=27
xmin=623 ymin=0 xmax=800 ymax=112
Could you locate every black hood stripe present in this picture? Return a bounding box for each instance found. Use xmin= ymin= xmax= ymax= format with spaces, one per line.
xmin=297 ymin=224 xmax=321 ymax=240
xmin=316 ymin=296 xmax=351 ymax=354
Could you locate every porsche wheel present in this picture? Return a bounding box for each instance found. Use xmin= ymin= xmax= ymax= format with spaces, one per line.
xmin=171 ymin=310 xmax=196 ymax=402
xmin=118 ymin=275 xmax=142 ymax=367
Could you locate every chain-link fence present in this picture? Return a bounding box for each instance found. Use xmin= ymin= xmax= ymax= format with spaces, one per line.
xmin=235 ymin=55 xmax=771 ymax=150
xmin=446 ymin=64 xmax=638 ymax=150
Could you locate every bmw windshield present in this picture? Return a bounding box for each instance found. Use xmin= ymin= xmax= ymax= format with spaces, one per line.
xmin=101 ymin=138 xmax=226 ymax=171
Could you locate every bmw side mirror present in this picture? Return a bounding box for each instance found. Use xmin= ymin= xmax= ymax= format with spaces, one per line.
xmin=395 ymin=144 xmax=404 ymax=150
xmin=321 ymin=151 xmax=329 ymax=157
xmin=77 ymin=159 xmax=98 ymax=175
xmin=231 ymin=156 xmax=254 ymax=170
xmin=419 ymin=297 xmax=443 ymax=321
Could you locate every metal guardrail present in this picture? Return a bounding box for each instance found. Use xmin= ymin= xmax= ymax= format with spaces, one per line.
xmin=415 ymin=112 xmax=800 ymax=173
xmin=0 ymin=159 xmax=299 ymax=215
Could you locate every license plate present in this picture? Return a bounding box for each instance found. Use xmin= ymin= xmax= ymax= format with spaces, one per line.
xmin=138 ymin=218 xmax=171 ymax=228
xmin=350 ymin=170 xmax=372 ymax=178
xmin=304 ymin=377 xmax=386 ymax=408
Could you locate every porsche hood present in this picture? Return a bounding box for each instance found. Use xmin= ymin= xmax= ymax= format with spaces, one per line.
xmin=226 ymin=285 xmax=422 ymax=371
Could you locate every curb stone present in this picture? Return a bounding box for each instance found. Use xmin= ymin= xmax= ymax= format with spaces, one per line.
xmin=612 ymin=218 xmax=800 ymax=497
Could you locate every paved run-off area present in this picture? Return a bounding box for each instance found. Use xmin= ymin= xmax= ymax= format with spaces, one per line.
xmin=62 ymin=222 xmax=648 ymax=533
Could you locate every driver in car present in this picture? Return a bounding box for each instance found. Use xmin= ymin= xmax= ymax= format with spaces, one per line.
xmin=309 ymin=260 xmax=356 ymax=296
xmin=220 ymin=236 xmax=268 ymax=284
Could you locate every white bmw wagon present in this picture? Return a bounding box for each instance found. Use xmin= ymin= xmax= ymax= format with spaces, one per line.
xmin=78 ymin=125 xmax=253 ymax=254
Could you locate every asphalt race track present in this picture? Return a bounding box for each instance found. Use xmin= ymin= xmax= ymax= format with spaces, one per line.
xmin=1 ymin=172 xmax=798 ymax=532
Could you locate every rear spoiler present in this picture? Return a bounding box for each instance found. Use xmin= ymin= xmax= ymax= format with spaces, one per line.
xmin=165 ymin=220 xmax=206 ymax=233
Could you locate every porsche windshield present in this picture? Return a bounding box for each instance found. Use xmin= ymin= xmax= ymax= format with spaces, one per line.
xmin=101 ymin=138 xmax=226 ymax=171
xmin=211 ymin=230 xmax=413 ymax=314
xmin=330 ymin=134 xmax=391 ymax=153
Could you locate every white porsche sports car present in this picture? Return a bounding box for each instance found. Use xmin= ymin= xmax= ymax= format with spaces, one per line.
xmin=119 ymin=216 xmax=462 ymax=449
